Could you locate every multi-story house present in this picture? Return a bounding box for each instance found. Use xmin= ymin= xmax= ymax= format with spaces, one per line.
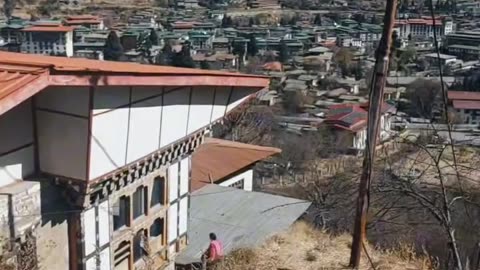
xmin=21 ymin=25 xmax=74 ymax=57
xmin=0 ymin=51 xmax=268 ymax=270
xmin=394 ymin=17 xmax=453 ymax=39
xmin=324 ymin=103 xmax=394 ymax=153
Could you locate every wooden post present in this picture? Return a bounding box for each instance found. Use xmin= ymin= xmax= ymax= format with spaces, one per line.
xmin=349 ymin=0 xmax=398 ymax=268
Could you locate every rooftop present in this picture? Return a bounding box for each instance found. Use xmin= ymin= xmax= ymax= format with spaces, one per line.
xmin=175 ymin=184 xmax=310 ymax=265
xmin=0 ymin=52 xmax=269 ymax=116
xmin=22 ymin=25 xmax=74 ymax=32
xmin=191 ymin=138 xmax=281 ymax=191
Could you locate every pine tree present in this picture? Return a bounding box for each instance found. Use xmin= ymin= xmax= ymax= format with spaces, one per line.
xmin=200 ymin=60 xmax=210 ymax=69
xmin=247 ymin=35 xmax=258 ymax=57
xmin=172 ymin=44 xmax=195 ymax=68
xmin=314 ymin=14 xmax=322 ymax=25
xmin=149 ymin=29 xmax=159 ymax=46
xmin=278 ymin=39 xmax=289 ymax=64
xmin=103 ymin=31 xmax=124 ymax=61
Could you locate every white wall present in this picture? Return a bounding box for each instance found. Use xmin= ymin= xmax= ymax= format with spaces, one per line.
xmin=179 ymin=158 xmax=189 ymax=196
xmin=36 ymin=87 xmax=89 ymax=180
xmin=160 ymin=88 xmax=190 ymax=147
xmin=168 ymin=162 xmax=179 ymax=203
xmin=168 ymin=202 xmax=178 ymax=243
xmin=0 ymin=99 xmax=34 ymax=187
xmin=219 ymin=169 xmax=253 ymax=191
xmin=89 ymin=86 xmax=256 ymax=180
xmin=179 ymin=197 xmax=188 ymax=235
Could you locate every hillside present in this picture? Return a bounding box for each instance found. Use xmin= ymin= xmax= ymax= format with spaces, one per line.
xmin=213 ymin=222 xmax=433 ymax=270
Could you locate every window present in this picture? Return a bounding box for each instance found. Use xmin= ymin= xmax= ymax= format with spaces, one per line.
xmin=133 ymin=230 xmax=147 ymax=262
xmin=229 ymin=179 xmax=245 ymax=189
xmin=113 ymin=196 xmax=130 ymax=230
xmin=150 ymin=218 xmax=165 ymax=240
xmin=151 ymin=177 xmax=166 ymax=207
xmin=133 ymin=186 xmax=148 ymax=219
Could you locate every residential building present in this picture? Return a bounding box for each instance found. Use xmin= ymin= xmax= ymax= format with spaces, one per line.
xmin=0 ymin=51 xmax=268 ymax=270
xmin=447 ymin=44 xmax=480 ymax=60
xmin=394 ymin=17 xmax=453 ymax=39
xmin=324 ymin=103 xmax=394 ymax=152
xmin=64 ymin=15 xmax=105 ymax=30
xmin=448 ymin=91 xmax=480 ymax=125
xmin=424 ymin=53 xmax=457 ymax=66
xmin=445 ymin=31 xmax=480 ymax=47
xmin=190 ymin=138 xmax=281 ymax=192
xmin=21 ymin=25 xmax=74 ymax=57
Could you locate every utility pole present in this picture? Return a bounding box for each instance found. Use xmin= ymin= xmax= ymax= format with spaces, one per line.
xmin=348 ymin=0 xmax=398 ymax=268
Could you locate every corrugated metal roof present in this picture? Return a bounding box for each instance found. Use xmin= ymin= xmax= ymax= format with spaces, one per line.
xmin=0 ymin=52 xmax=269 ymax=116
xmin=0 ymin=66 xmax=48 ymax=112
xmin=191 ymin=138 xmax=280 ymax=191
xmin=0 ymin=51 xmax=266 ymax=78
xmin=176 ymin=184 xmax=311 ymax=265
xmin=449 ymin=91 xmax=480 ymax=101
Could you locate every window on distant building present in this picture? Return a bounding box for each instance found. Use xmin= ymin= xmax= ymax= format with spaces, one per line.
xmin=229 ymin=179 xmax=245 ymax=189
xmin=133 ymin=230 xmax=147 ymax=262
xmin=133 ymin=186 xmax=148 ymax=219
xmin=149 ymin=218 xmax=165 ymax=241
xmin=151 ymin=176 xmax=166 ymax=207
xmin=113 ymin=196 xmax=130 ymax=230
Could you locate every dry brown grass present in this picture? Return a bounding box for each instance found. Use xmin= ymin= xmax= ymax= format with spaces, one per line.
xmin=213 ymin=222 xmax=434 ymax=270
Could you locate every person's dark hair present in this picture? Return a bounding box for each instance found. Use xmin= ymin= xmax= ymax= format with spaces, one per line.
xmin=209 ymin=233 xmax=216 ymax=240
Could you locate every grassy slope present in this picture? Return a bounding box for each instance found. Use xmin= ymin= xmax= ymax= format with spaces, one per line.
xmin=214 ymin=222 xmax=434 ymax=270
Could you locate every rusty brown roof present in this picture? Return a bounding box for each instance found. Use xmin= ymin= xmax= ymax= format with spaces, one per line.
xmin=191 ymin=138 xmax=281 ymax=191
xmin=0 ymin=52 xmax=269 ymax=116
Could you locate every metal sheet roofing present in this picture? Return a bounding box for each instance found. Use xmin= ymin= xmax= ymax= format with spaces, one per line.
xmin=448 ymin=91 xmax=480 ymax=101
xmin=191 ymin=138 xmax=281 ymax=191
xmin=175 ymin=184 xmax=311 ymax=265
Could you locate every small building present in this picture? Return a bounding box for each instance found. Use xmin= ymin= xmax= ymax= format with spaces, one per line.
xmin=64 ymin=15 xmax=105 ymax=30
xmin=324 ymin=103 xmax=394 ymax=152
xmin=424 ymin=53 xmax=457 ymax=66
xmin=21 ymin=25 xmax=74 ymax=57
xmin=448 ymin=91 xmax=480 ymax=125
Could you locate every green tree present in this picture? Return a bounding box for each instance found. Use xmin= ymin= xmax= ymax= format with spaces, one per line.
xmin=200 ymin=60 xmax=210 ymax=70
xmin=247 ymin=35 xmax=258 ymax=57
xmin=137 ymin=32 xmax=153 ymax=63
xmin=314 ymin=14 xmax=322 ymax=25
xmin=406 ymin=79 xmax=442 ymax=118
xmin=278 ymin=39 xmax=289 ymax=64
xmin=171 ymin=44 xmax=195 ymax=68
xmin=103 ymin=31 xmax=124 ymax=61
xmin=334 ymin=48 xmax=353 ymax=77
xmin=149 ymin=29 xmax=159 ymax=46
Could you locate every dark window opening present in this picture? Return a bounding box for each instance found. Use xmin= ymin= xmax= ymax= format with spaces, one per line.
xmin=133 ymin=186 xmax=148 ymax=219
xmin=151 ymin=177 xmax=166 ymax=207
xmin=113 ymin=196 xmax=130 ymax=230
xmin=229 ymin=179 xmax=245 ymax=189
xmin=149 ymin=218 xmax=165 ymax=240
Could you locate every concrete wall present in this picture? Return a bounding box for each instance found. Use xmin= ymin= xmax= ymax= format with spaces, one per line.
xmin=0 ymin=99 xmax=34 ymax=187
xmin=219 ymin=169 xmax=253 ymax=191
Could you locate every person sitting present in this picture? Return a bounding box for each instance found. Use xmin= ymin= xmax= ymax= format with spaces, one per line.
xmin=206 ymin=232 xmax=224 ymax=263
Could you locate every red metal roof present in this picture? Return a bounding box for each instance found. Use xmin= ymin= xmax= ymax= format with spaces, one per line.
xmin=448 ymin=91 xmax=480 ymax=101
xmin=191 ymin=138 xmax=281 ymax=191
xmin=22 ymin=25 xmax=74 ymax=32
xmin=66 ymin=15 xmax=99 ymax=20
xmin=0 ymin=52 xmax=269 ymax=116
xmin=65 ymin=20 xmax=101 ymax=25
xmin=452 ymin=100 xmax=480 ymax=110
